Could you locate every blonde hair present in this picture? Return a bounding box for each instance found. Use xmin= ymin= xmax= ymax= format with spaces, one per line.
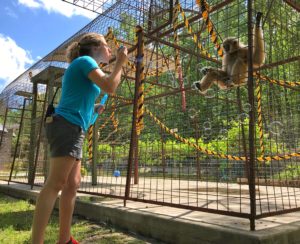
xmin=66 ymin=33 xmax=105 ymax=63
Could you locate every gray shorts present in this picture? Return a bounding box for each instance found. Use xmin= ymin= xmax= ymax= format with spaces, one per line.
xmin=45 ymin=114 xmax=85 ymax=160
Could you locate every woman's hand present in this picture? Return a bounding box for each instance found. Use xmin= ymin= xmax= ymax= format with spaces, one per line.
xmin=116 ymin=46 xmax=128 ymax=64
xmin=88 ymin=46 xmax=127 ymax=94
xmin=94 ymin=104 xmax=105 ymax=115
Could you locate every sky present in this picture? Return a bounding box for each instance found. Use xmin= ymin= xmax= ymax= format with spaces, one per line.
xmin=0 ymin=0 xmax=98 ymax=93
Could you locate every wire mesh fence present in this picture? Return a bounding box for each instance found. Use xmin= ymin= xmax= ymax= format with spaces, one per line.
xmin=0 ymin=0 xmax=299 ymax=230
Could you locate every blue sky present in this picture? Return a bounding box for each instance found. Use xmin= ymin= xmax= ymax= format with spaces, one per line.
xmin=0 ymin=0 xmax=98 ymax=92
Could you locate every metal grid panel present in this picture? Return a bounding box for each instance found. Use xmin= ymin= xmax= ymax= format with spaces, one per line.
xmin=0 ymin=0 xmax=299 ymax=230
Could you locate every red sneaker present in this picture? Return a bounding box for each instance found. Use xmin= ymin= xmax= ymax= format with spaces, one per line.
xmin=66 ymin=236 xmax=79 ymax=244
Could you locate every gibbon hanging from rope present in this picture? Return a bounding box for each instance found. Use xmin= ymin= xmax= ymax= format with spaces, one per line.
xmin=194 ymin=12 xmax=265 ymax=93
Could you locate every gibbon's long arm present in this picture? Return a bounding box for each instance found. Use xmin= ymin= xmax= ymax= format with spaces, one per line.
xmin=253 ymin=12 xmax=265 ymax=67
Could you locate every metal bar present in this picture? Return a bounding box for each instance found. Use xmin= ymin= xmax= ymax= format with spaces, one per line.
xmin=31 ymin=85 xmax=49 ymax=189
xmin=155 ymin=0 xmax=235 ymax=38
xmin=146 ymin=80 xmax=175 ymax=89
xmin=126 ymin=198 xmax=251 ymax=219
xmin=256 ymin=56 xmax=300 ymax=71
xmin=28 ymin=82 xmax=38 ymax=185
xmin=92 ymin=120 xmax=99 ymax=185
xmin=0 ymin=107 xmax=8 ymax=147
xmin=144 ymin=33 xmax=221 ymax=64
xmin=147 ymin=0 xmax=173 ymax=35
xmin=133 ymin=140 xmax=139 ymax=184
xmin=247 ymin=0 xmax=256 ymax=231
xmin=236 ymin=88 xmax=249 ymax=179
xmin=8 ymin=99 xmax=27 ymax=184
xmin=0 ymin=115 xmax=31 ymax=120
xmin=283 ymin=0 xmax=300 ymax=12
xmin=108 ymin=86 xmax=238 ymax=111
xmin=147 ymin=0 xmax=154 ymax=31
xmin=256 ymin=207 xmax=300 ymax=219
xmin=124 ymin=26 xmax=144 ymax=206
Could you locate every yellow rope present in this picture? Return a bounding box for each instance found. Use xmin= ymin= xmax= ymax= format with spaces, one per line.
xmin=107 ymin=27 xmax=136 ymax=71
xmin=145 ymin=107 xmax=245 ymax=161
xmin=173 ymin=1 xmax=186 ymax=111
xmin=109 ymin=93 xmax=132 ymax=103
xmin=196 ymin=0 xmax=223 ymax=58
xmin=197 ymin=1 xmax=298 ymax=88
xmin=257 ymin=73 xmax=300 ymax=88
xmin=111 ymin=99 xmax=119 ymax=131
xmin=87 ymin=125 xmax=93 ymax=161
xmin=99 ymin=115 xmax=113 ymax=131
xmin=145 ymin=107 xmax=300 ymax=162
xmin=107 ymin=27 xmax=166 ymax=79
xmin=135 ymin=26 xmax=145 ymax=135
xmin=144 ymin=2 xmax=213 ymax=96
xmin=177 ymin=2 xmax=211 ymax=57
xmin=255 ymin=79 xmax=265 ymax=157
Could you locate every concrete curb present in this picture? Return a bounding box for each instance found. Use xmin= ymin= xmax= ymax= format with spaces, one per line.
xmin=0 ymin=183 xmax=300 ymax=244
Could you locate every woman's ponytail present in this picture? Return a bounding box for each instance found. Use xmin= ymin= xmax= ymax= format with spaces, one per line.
xmin=66 ymin=42 xmax=80 ymax=63
xmin=65 ymin=33 xmax=104 ymax=63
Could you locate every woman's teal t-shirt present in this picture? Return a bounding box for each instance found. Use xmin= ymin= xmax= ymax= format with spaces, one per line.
xmin=55 ymin=56 xmax=100 ymax=132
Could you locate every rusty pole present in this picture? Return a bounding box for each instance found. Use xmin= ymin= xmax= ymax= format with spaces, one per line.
xmin=124 ymin=26 xmax=143 ymax=206
xmin=247 ymin=0 xmax=257 ymax=231
xmin=8 ymin=98 xmax=27 ymax=184
xmin=0 ymin=107 xmax=8 ymax=147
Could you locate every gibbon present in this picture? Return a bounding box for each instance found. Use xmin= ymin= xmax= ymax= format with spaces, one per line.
xmin=193 ymin=12 xmax=265 ymax=93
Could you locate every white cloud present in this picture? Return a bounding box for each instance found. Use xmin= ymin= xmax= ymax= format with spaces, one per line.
xmin=0 ymin=34 xmax=34 ymax=91
xmin=18 ymin=0 xmax=98 ymax=19
xmin=18 ymin=0 xmax=41 ymax=8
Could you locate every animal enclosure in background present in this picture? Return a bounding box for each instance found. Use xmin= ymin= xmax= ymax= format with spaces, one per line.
xmin=0 ymin=0 xmax=299 ymax=230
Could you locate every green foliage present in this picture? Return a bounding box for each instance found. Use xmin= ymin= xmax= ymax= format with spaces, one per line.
xmin=80 ymin=167 xmax=88 ymax=177
xmin=274 ymin=164 xmax=300 ymax=180
xmin=95 ymin=117 xmax=287 ymax=166
xmin=0 ymin=193 xmax=152 ymax=243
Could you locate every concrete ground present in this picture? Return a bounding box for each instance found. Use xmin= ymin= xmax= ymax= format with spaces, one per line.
xmin=1 ymin=180 xmax=300 ymax=244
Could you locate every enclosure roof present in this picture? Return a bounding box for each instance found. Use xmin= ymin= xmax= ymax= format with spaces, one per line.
xmin=44 ymin=34 xmax=175 ymax=79
xmin=31 ymin=66 xmax=65 ymax=87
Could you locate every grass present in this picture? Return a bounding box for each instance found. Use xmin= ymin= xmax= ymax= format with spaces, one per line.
xmin=0 ymin=193 xmax=162 ymax=244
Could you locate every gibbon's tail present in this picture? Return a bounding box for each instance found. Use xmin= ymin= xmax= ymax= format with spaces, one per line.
xmin=256 ymin=12 xmax=263 ymax=27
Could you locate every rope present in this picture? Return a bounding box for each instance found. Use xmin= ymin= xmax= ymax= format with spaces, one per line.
xmin=145 ymin=107 xmax=245 ymax=161
xmin=196 ymin=1 xmax=298 ymax=89
xmin=197 ymin=0 xmax=224 ymax=58
xmin=111 ymin=99 xmax=119 ymax=130
xmin=99 ymin=115 xmax=112 ymax=131
xmin=257 ymin=73 xmax=300 ymax=88
xmin=255 ymin=79 xmax=265 ymax=156
xmin=173 ymin=1 xmax=186 ymax=111
xmin=136 ymin=26 xmax=145 ymax=135
xmin=177 ymin=2 xmax=211 ymax=57
xmin=107 ymin=27 xmax=166 ymax=79
xmin=107 ymin=27 xmax=136 ymax=71
xmin=145 ymin=107 xmax=300 ymax=162
xmin=87 ymin=125 xmax=93 ymax=161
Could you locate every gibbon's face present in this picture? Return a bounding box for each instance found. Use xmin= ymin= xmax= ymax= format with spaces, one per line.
xmin=222 ymin=38 xmax=239 ymax=53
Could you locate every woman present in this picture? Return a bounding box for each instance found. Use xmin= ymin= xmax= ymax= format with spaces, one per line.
xmin=32 ymin=32 xmax=128 ymax=244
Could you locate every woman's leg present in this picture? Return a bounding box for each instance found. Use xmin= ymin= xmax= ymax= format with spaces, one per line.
xmin=32 ymin=156 xmax=76 ymax=244
xmin=57 ymin=160 xmax=81 ymax=243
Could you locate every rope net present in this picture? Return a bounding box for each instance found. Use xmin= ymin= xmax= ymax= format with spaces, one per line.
xmin=0 ymin=0 xmax=299 ymax=220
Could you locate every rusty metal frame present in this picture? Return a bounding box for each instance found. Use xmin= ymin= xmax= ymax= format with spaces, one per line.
xmin=283 ymin=0 xmax=300 ymax=12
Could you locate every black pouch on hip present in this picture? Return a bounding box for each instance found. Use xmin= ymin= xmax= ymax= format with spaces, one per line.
xmin=44 ymin=87 xmax=60 ymax=123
